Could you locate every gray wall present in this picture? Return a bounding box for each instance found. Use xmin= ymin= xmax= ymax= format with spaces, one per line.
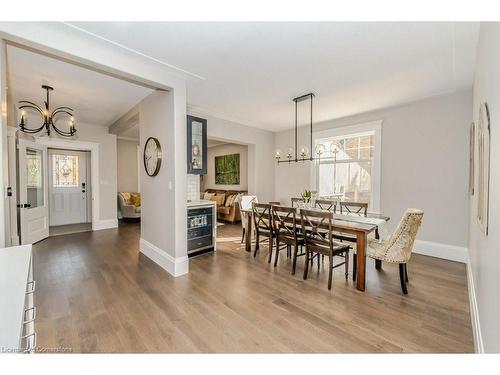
xmin=76 ymin=124 xmax=118 ymax=222
xmin=117 ymin=139 xmax=139 ymax=192
xmin=468 ymin=23 xmax=500 ymax=353
xmin=140 ymin=90 xmax=187 ymax=260
xmin=275 ymin=90 xmax=472 ymax=248
xmin=203 ymin=143 xmax=248 ymax=191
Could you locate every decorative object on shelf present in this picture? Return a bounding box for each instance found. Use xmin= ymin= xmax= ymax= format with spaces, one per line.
xmin=143 ymin=137 xmax=162 ymax=177
xmin=469 ymin=122 xmax=475 ymax=196
xmin=477 ymin=102 xmax=491 ymax=235
xmin=187 ymin=115 xmax=207 ymax=174
xmin=18 ymin=85 xmax=76 ymax=137
xmin=215 ymin=153 xmax=240 ymax=185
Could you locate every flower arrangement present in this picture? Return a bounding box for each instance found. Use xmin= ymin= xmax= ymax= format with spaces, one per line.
xmin=301 ymin=189 xmax=313 ymax=203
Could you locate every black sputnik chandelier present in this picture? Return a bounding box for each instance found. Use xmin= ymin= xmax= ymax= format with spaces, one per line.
xmin=18 ymin=85 xmax=76 ymax=137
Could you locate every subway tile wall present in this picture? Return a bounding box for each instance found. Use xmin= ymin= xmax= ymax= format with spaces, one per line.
xmin=187 ymin=174 xmax=201 ymax=201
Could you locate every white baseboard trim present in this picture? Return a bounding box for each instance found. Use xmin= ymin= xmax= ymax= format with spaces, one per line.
xmin=413 ymin=240 xmax=468 ymax=263
xmin=93 ymin=219 xmax=118 ymax=231
xmin=467 ymin=259 xmax=484 ymax=353
xmin=139 ymin=238 xmax=189 ymax=277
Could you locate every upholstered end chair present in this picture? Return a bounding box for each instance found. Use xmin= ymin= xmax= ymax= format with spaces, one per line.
xmin=118 ymin=192 xmax=141 ymax=219
xmin=367 ymin=208 xmax=424 ymax=294
xmin=238 ymin=195 xmax=258 ymax=243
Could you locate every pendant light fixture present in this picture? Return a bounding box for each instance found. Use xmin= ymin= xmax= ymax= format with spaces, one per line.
xmin=18 ymin=85 xmax=76 ymax=137
xmin=275 ymin=93 xmax=315 ymax=163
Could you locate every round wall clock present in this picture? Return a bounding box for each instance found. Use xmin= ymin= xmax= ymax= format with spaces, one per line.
xmin=144 ymin=137 xmax=162 ymax=177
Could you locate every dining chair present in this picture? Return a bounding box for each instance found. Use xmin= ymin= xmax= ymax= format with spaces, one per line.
xmin=252 ymin=202 xmax=275 ymax=262
xmin=272 ymin=205 xmax=304 ymax=273
xmin=338 ymin=201 xmax=368 ymax=216
xmin=239 ymin=195 xmax=258 ymax=243
xmin=364 ymin=208 xmax=424 ymax=294
xmin=314 ymin=199 xmax=337 ymax=212
xmin=299 ymin=209 xmax=351 ymax=290
xmin=330 ymin=201 xmax=369 ymax=280
xmin=291 ymin=197 xmax=306 ymax=208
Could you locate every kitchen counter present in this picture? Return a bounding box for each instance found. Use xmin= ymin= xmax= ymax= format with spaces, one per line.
xmin=187 ymin=199 xmax=216 ymax=208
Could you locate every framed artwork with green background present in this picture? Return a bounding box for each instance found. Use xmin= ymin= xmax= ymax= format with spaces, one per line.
xmin=215 ymin=153 xmax=240 ymax=185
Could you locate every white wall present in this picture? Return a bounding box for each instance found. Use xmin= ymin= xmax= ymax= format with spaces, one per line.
xmin=117 ymin=138 xmax=139 ymax=192
xmin=75 ymin=124 xmax=118 ymax=222
xmin=275 ymin=91 xmax=472 ymax=251
xmin=1 ymin=41 xmax=8 ymax=246
xmin=203 ymin=143 xmax=248 ymax=191
xmin=190 ymin=111 xmax=275 ymax=202
xmin=468 ymin=23 xmax=500 ymax=353
xmin=140 ymin=90 xmax=188 ymax=274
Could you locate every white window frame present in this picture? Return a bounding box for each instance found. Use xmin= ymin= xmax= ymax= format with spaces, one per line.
xmin=311 ymin=120 xmax=382 ymax=212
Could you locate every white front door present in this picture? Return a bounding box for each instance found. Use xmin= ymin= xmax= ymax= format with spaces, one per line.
xmin=19 ymin=139 xmax=49 ymax=245
xmin=48 ymin=149 xmax=89 ymax=226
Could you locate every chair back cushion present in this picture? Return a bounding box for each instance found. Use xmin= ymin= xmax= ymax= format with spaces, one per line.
xmin=383 ymin=208 xmax=424 ymax=262
xmin=118 ymin=192 xmax=131 ymax=205
xmin=240 ymin=195 xmax=258 ymax=211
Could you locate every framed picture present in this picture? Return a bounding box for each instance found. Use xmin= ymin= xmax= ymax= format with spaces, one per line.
xmin=215 ymin=153 xmax=240 ymax=185
xmin=469 ymin=122 xmax=475 ymax=195
xmin=477 ymin=102 xmax=491 ymax=236
xmin=187 ymin=115 xmax=207 ymax=174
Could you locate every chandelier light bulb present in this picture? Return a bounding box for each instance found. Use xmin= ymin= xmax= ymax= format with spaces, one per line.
xmin=274 ymin=149 xmax=281 ymax=160
xmin=299 ymin=145 xmax=309 ymax=159
xmin=286 ymin=148 xmax=294 ymax=159
xmin=315 ymin=143 xmax=326 ymax=156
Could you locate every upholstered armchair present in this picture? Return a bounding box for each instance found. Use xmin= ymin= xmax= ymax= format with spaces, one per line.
xmin=366 ymin=208 xmax=424 ymax=294
xmin=118 ymin=192 xmax=141 ymax=219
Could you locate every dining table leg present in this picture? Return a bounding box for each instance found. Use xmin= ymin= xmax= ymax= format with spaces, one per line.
xmin=356 ymin=232 xmax=367 ymax=291
xmin=245 ymin=212 xmax=252 ymax=252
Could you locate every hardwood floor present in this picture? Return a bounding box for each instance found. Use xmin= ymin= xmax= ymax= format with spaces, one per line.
xmin=32 ymin=221 xmax=473 ymax=353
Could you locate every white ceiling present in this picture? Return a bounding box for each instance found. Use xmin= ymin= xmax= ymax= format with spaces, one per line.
xmin=6 ymin=45 xmax=154 ymax=128
xmin=69 ymin=22 xmax=480 ymax=132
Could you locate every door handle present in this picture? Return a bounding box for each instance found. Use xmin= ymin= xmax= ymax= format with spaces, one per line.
xmin=17 ymin=203 xmax=31 ymax=208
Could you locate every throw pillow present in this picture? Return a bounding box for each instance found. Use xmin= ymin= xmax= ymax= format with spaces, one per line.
xmin=216 ymin=193 xmax=226 ymax=206
xmin=225 ymin=194 xmax=234 ymax=207
xmin=130 ymin=193 xmax=141 ymax=207
xmin=203 ymin=192 xmax=215 ymax=200
xmin=211 ymin=195 xmax=224 ymax=206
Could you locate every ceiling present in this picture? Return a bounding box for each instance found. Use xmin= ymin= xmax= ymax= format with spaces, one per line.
xmin=6 ymin=45 xmax=154 ymax=128
xmin=69 ymin=22 xmax=480 ymax=132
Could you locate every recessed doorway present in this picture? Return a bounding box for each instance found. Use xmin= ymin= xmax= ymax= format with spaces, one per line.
xmin=48 ymin=148 xmax=92 ymax=236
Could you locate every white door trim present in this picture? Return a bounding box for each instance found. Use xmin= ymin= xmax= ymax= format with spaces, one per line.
xmin=34 ymin=138 xmax=101 ymax=231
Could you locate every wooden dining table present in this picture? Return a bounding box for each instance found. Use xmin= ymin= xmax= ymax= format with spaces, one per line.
xmin=241 ymin=208 xmax=390 ymax=292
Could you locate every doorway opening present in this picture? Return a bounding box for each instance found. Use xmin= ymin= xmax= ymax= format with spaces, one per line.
xmin=47 ymin=148 xmax=92 ymax=236
xmin=201 ymin=137 xmax=249 ymax=243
